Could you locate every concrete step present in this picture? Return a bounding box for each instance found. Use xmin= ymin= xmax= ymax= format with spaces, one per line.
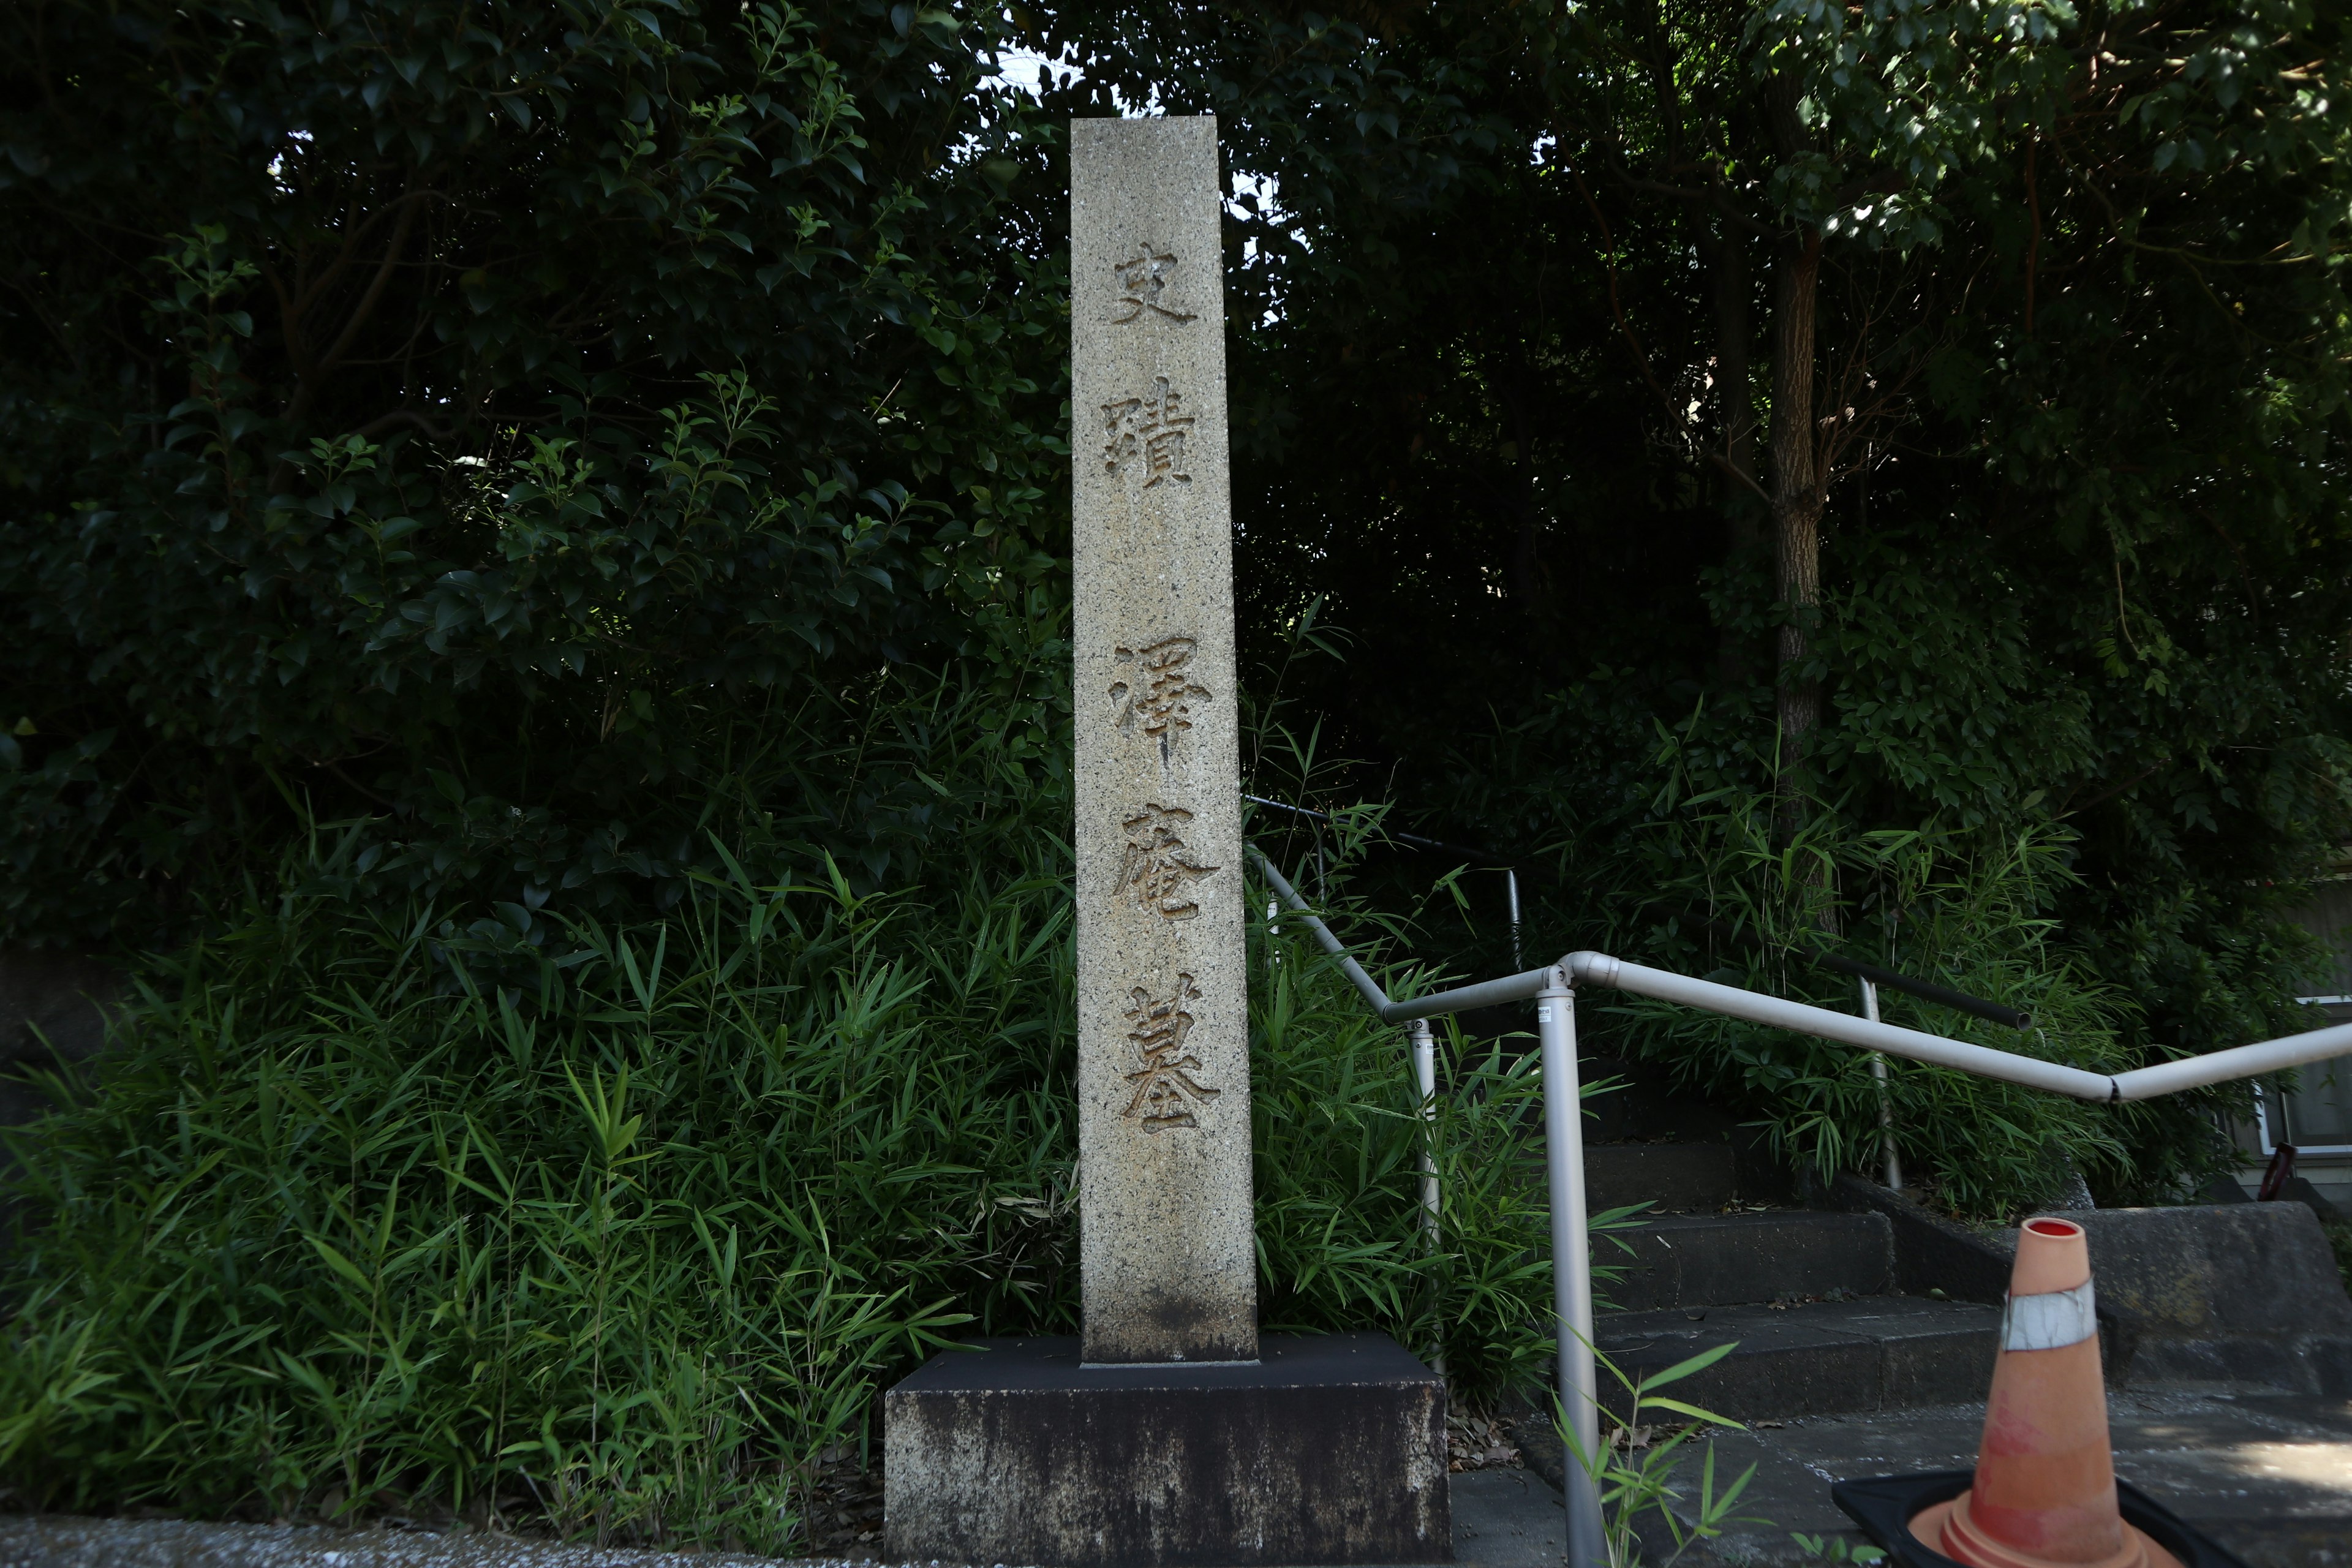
xmin=1585 ymin=1142 xmax=1739 ymax=1213
xmin=1594 ymin=1294 xmax=2000 ymax=1422
xmin=1582 ymin=1061 xmax=1745 ymax=1145
xmin=1600 ymin=1210 xmax=1893 ymax=1311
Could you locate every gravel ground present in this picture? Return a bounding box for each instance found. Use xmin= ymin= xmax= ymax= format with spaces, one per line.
xmin=0 ymin=1467 xmax=1564 ymax=1568
xmin=0 ymin=1518 xmax=941 ymax=1568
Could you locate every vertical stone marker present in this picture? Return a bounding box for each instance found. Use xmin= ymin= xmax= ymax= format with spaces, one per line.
xmin=1070 ymin=115 xmax=1256 ymax=1366
xmin=881 ymin=116 xmax=1447 ymax=1568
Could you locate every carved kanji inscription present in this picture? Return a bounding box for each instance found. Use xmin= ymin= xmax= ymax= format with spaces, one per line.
xmin=1110 ymin=636 xmax=1212 ymax=763
xmin=1117 ymin=802 xmax=1219 ymax=921
xmin=1101 ymin=377 xmax=1194 ymax=489
xmin=1112 ymin=247 xmax=1198 ymax=325
xmin=1072 ymin=117 xmax=1256 ymax=1362
xmin=1121 ymin=971 xmax=1218 ymax=1132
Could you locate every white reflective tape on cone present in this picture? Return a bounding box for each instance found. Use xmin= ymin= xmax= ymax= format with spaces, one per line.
xmin=2000 ymin=1279 xmax=2097 ymax=1352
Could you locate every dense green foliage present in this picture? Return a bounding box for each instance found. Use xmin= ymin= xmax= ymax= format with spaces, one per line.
xmin=1597 ymin=782 xmax=2160 ymax=1216
xmin=0 ymin=816 xmax=1566 ymax=1540
xmin=1038 ymin=0 xmax=2352 ymax=1199
xmin=1 ymin=0 xmax=1066 ymax=944
xmin=7 ymin=0 xmax=2352 ymax=1544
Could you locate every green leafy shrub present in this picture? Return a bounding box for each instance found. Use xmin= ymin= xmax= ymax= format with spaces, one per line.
xmin=1586 ymin=752 xmax=2229 ymax=1220
xmin=1251 ymin=925 xmax=1563 ymax=1396
xmin=0 ymin=858 xmax=1072 ymax=1542
xmin=0 ymin=0 xmax=1066 ymax=947
xmin=0 ymin=821 xmax=1579 ymax=1543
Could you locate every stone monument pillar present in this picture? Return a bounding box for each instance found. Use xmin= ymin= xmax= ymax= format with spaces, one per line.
xmin=882 ymin=117 xmax=1447 ymax=1568
xmin=1070 ymin=114 xmax=1256 ymax=1367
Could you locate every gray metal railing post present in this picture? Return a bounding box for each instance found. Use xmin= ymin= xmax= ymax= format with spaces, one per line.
xmin=1537 ymin=973 xmax=1607 ymax=1564
xmin=1409 ymin=1018 xmax=1441 ymax=1248
xmin=1507 ymin=866 xmax=1523 ymax=971
xmin=1408 ymin=1017 xmax=1447 ymax=1378
xmin=1860 ymin=979 xmax=1904 ymax=1191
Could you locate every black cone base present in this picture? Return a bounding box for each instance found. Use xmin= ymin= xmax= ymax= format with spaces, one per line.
xmin=1831 ymin=1469 xmax=2250 ymax=1568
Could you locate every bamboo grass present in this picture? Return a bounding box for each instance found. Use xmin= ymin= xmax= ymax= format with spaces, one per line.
xmin=0 ymin=848 xmax=1572 ymax=1547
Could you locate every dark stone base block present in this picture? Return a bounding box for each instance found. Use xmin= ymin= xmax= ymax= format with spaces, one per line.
xmin=883 ymin=1332 xmax=1449 ymax=1567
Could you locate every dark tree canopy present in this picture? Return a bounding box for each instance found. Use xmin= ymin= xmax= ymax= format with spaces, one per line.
xmin=1020 ymin=0 xmax=2352 ymax=1065
xmin=7 ymin=0 xmax=2352 ymax=1071
xmin=1 ymin=0 xmax=1068 ymax=945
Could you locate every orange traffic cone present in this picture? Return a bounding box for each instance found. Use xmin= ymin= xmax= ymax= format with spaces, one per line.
xmin=1909 ymin=1216 xmax=2181 ymax=1568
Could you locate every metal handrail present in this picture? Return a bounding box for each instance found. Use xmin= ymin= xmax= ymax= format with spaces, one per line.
xmin=1816 ymin=952 xmax=2030 ymax=1030
xmin=1253 ymin=848 xmax=2352 ymax=1102
xmin=1249 ymin=846 xmax=2352 ymax=1562
xmin=1245 ymin=793 xmax=1526 ymax=967
xmin=1247 ymin=804 xmax=2027 ymax=1028
xmin=1642 ymin=899 xmax=2034 ymax=1030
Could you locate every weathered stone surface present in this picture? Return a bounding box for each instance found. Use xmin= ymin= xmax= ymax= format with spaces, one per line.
xmin=2014 ymin=1202 xmax=2352 ymax=1392
xmin=882 ymin=1335 xmax=1449 ymax=1567
xmin=0 ymin=951 xmax=126 ymax=1273
xmin=877 ymin=116 xmax=1452 ymax=1568
xmin=0 ymin=950 xmax=120 ymax=1066
xmin=1593 ymin=1295 xmax=1998 ymax=1420
xmin=1069 ymin=115 xmax=1253 ymax=1365
xmin=1832 ymin=1180 xmax=2352 ymax=1393
xmin=1604 ymin=1210 xmax=1892 ymax=1312
xmin=1583 ymin=1142 xmax=1738 ymax=1214
xmin=0 ymin=949 xmax=122 ymax=1136
xmin=2064 ymin=1202 xmax=2352 ymax=1341
xmin=1445 ymin=1471 xmax=1565 ymax=1568
xmin=1830 ymin=1171 xmax=2016 ymax=1305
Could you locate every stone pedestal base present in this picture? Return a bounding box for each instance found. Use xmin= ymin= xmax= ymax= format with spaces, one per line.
xmin=883 ymin=1332 xmax=1449 ymax=1566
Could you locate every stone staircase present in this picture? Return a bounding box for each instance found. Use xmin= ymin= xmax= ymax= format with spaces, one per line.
xmin=1520 ymin=1072 xmax=2352 ymax=1565
xmin=1588 ymin=1142 xmax=2001 ymax=1422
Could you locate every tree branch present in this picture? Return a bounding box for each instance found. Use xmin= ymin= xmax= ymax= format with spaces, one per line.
xmin=1562 ymin=153 xmax=1719 ymax=470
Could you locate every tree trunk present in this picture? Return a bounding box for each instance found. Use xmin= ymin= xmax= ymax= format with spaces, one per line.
xmin=1767 ymin=228 xmax=1825 ymax=751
